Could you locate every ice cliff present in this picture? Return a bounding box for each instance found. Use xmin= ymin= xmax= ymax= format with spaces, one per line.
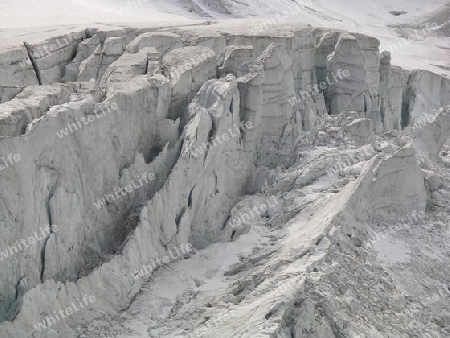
xmin=0 ymin=20 xmax=449 ymax=337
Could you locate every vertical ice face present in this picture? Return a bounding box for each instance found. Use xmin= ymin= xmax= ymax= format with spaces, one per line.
xmin=0 ymin=19 xmax=449 ymax=337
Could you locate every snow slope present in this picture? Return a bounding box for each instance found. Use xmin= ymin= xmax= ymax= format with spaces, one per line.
xmin=0 ymin=0 xmax=448 ymax=75
xmin=1 ymin=0 xmax=445 ymax=28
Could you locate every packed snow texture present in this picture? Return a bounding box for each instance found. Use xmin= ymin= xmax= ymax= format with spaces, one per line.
xmin=1 ymin=0 xmax=449 ymax=75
